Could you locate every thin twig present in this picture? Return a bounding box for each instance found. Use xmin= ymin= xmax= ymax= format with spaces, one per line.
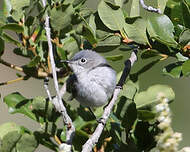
xmin=41 ymin=0 xmax=75 ymax=149
xmin=82 ymin=48 xmax=138 ymax=152
xmin=0 ymin=58 xmax=24 ymax=72
xmin=0 ymin=76 xmax=29 ymax=86
xmin=139 ymin=0 xmax=161 ymax=14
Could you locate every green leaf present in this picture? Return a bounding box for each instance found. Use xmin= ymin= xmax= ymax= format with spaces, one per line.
xmin=163 ymin=62 xmax=182 ymax=78
xmin=114 ymin=0 xmax=124 ymax=7
xmin=81 ymin=24 xmax=97 ymax=45
xmin=57 ymin=46 xmax=67 ymax=60
xmin=73 ymin=0 xmax=87 ymax=8
xmin=141 ymin=49 xmax=159 ymax=59
xmin=89 ymin=14 xmax=96 ymax=36
xmin=3 ymin=92 xmax=36 ymax=121
xmin=96 ymin=35 xmax=121 ymax=47
xmin=3 ymin=0 xmax=12 ymax=17
xmin=13 ymin=47 xmax=33 ymax=57
xmin=32 ymin=96 xmax=60 ymax=122
xmin=137 ymin=110 xmax=156 ymax=121
xmin=135 ymin=85 xmax=175 ymax=109
xmin=0 ymin=122 xmax=21 ymax=139
xmin=0 ymin=131 xmax=21 ymax=152
xmin=27 ymin=56 xmax=41 ymax=67
xmin=1 ymin=32 xmax=21 ymax=46
xmin=124 ymin=17 xmax=149 ymax=45
xmin=16 ymin=134 xmax=38 ymax=152
xmin=1 ymin=24 xmax=24 ymax=33
xmin=60 ymin=36 xmax=79 ymax=58
xmin=181 ymin=0 xmax=190 ymax=28
xmin=50 ymin=4 xmax=74 ymax=31
xmin=182 ymin=60 xmax=190 ymax=76
xmin=0 ymin=37 xmax=5 ymax=57
xmin=11 ymin=0 xmax=30 ymax=10
xmin=73 ymin=116 xmax=86 ymax=130
xmin=147 ymin=14 xmax=178 ymax=47
xmin=176 ymin=52 xmax=189 ymax=62
xmin=179 ymin=29 xmax=190 ymax=47
xmin=98 ymin=0 xmax=126 ymax=31
xmin=106 ymin=54 xmax=123 ymax=61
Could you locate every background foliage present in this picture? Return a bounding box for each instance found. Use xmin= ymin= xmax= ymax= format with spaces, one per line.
xmin=0 ymin=0 xmax=190 ymax=151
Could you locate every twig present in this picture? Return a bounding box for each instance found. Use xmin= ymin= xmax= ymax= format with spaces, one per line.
xmin=41 ymin=0 xmax=75 ymax=149
xmin=82 ymin=47 xmax=139 ymax=152
xmin=139 ymin=0 xmax=161 ymax=14
xmin=0 ymin=76 xmax=29 ymax=86
xmin=0 ymin=58 xmax=24 ymax=72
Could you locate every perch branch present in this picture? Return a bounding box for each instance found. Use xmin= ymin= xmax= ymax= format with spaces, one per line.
xmin=82 ymin=47 xmax=139 ymax=152
xmin=41 ymin=0 xmax=75 ymax=148
xmin=139 ymin=0 xmax=161 ymax=14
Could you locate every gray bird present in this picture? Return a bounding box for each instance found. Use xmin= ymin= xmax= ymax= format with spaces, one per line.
xmin=66 ymin=50 xmax=117 ymax=107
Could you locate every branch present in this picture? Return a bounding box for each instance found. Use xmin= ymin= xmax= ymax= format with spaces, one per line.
xmin=41 ymin=0 xmax=75 ymax=149
xmin=82 ymin=47 xmax=139 ymax=152
xmin=139 ymin=0 xmax=161 ymax=14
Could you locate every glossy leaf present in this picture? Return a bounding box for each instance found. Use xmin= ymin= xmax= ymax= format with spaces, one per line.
xmin=135 ymin=85 xmax=175 ymax=109
xmin=163 ymin=62 xmax=182 ymax=78
xmin=124 ymin=17 xmax=149 ymax=45
xmin=106 ymin=54 xmax=123 ymax=61
xmin=0 ymin=131 xmax=21 ymax=152
xmin=81 ymin=24 xmax=97 ymax=45
xmin=16 ymin=134 xmax=38 ymax=152
xmin=176 ymin=52 xmax=189 ymax=62
xmin=182 ymin=60 xmax=190 ymax=76
xmin=50 ymin=4 xmax=74 ymax=31
xmin=147 ymin=14 xmax=178 ymax=47
xmin=1 ymin=24 xmax=24 ymax=33
xmin=60 ymin=36 xmax=79 ymax=58
xmin=89 ymin=14 xmax=96 ymax=36
xmin=179 ymin=29 xmax=190 ymax=47
xmin=0 ymin=122 xmax=21 ymax=139
xmin=98 ymin=0 xmax=125 ymax=31
xmin=57 ymin=46 xmax=67 ymax=60
xmin=96 ymin=35 xmax=121 ymax=47
xmin=141 ymin=49 xmax=159 ymax=59
xmin=3 ymin=92 xmax=36 ymax=121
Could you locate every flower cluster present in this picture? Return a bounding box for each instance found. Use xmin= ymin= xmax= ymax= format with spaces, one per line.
xmin=154 ymin=96 xmax=182 ymax=152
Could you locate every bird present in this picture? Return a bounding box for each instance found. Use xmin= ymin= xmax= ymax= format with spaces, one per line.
xmin=65 ymin=50 xmax=117 ymax=107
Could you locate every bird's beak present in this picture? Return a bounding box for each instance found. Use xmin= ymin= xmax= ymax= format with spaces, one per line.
xmin=61 ymin=60 xmax=70 ymax=63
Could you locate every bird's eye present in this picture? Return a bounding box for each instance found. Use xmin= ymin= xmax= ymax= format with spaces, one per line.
xmin=80 ymin=58 xmax=87 ymax=63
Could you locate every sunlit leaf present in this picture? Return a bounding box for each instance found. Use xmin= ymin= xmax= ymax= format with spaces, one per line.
xmin=147 ymin=14 xmax=178 ymax=47
xmin=3 ymin=92 xmax=36 ymax=121
xmin=98 ymin=0 xmax=125 ymax=31
xmin=182 ymin=60 xmax=190 ymax=76
xmin=135 ymin=85 xmax=175 ymax=109
xmin=50 ymin=4 xmax=74 ymax=31
xmin=16 ymin=134 xmax=38 ymax=152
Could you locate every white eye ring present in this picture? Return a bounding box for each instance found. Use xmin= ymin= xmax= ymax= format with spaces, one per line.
xmin=80 ymin=58 xmax=87 ymax=64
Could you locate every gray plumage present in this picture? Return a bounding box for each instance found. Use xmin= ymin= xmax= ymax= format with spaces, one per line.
xmin=66 ymin=50 xmax=117 ymax=107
